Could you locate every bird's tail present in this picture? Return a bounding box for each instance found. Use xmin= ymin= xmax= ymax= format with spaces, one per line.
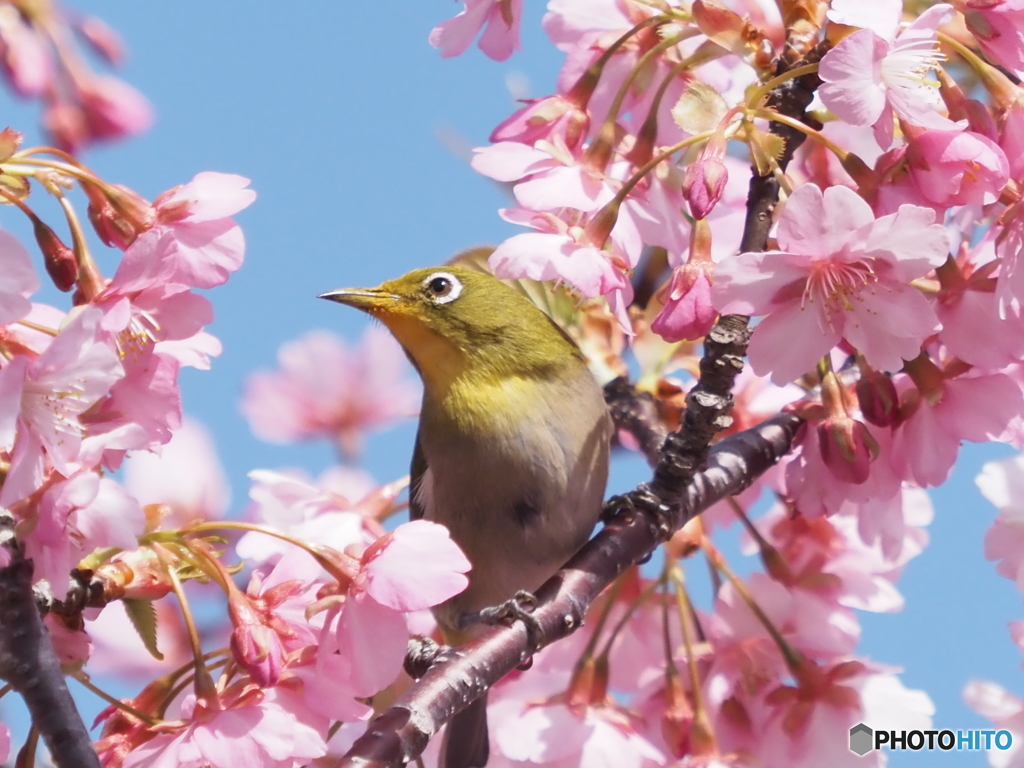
xmin=440 ymin=692 xmax=489 ymax=768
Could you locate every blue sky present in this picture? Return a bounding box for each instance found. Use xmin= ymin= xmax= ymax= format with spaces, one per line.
xmin=0 ymin=2 xmax=1018 ymax=764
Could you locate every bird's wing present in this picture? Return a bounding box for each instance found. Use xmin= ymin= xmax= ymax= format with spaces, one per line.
xmin=409 ymin=428 xmax=427 ymax=521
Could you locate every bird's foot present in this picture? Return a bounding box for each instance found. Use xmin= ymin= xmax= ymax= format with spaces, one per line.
xmin=600 ymin=493 xmax=637 ymax=524
xmin=404 ymin=636 xmax=449 ymax=680
xmin=474 ymin=590 xmax=544 ymax=669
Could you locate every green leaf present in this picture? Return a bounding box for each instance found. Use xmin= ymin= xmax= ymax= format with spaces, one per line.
xmin=123 ymin=598 xmax=164 ymax=661
xmin=672 ymin=81 xmax=728 ymax=135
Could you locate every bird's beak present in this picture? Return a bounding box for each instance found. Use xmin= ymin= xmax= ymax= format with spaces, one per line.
xmin=317 ymin=287 xmax=403 ymax=313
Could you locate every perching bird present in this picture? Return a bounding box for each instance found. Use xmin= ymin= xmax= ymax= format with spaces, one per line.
xmin=320 ymin=264 xmax=612 ymax=768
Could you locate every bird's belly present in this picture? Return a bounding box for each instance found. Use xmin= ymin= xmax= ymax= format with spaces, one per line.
xmin=416 ymin=419 xmax=607 ymax=630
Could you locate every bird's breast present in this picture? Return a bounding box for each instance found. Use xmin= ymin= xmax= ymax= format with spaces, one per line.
xmin=416 ymin=369 xmax=611 ymax=624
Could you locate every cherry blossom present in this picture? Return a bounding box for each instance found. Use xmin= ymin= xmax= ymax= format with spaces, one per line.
xmin=960 ymin=0 xmax=1024 ymax=78
xmin=906 ymin=129 xmax=1009 ymax=208
xmin=430 ymin=0 xmax=522 ymax=61
xmin=893 ymin=372 xmax=1023 ymax=487
xmin=120 ymin=688 xmax=328 ymax=768
xmin=122 ymin=417 xmax=230 ymax=527
xmin=240 ymin=326 xmax=419 ymax=450
xmin=0 ymin=229 xmax=39 ymax=326
xmin=977 ymin=453 xmax=1024 ymax=591
xmin=819 ymin=4 xmax=958 ymax=148
xmin=711 ymin=183 xmax=950 ymax=385
xmin=236 ymin=468 xmax=379 ymax=564
xmin=0 ymin=308 xmax=123 ymax=505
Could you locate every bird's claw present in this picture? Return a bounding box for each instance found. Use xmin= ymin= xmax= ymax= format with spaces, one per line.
xmin=601 ymin=493 xmax=637 ymax=524
xmin=404 ymin=636 xmax=449 ymax=680
xmin=477 ymin=590 xmax=544 ymax=668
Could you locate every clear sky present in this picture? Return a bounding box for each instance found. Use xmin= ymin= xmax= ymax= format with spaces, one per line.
xmin=0 ymin=3 xmax=1018 ymax=765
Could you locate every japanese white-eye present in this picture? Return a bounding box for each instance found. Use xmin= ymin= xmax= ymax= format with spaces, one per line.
xmin=321 ymin=265 xmax=612 ymax=768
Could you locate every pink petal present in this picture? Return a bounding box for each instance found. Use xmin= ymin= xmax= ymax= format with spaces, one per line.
xmin=470 ymin=142 xmax=557 ymax=182
xmin=476 ymin=0 xmax=521 ymax=62
xmin=818 ymin=30 xmax=888 ymax=126
xmin=747 ymin=300 xmax=841 ymax=385
xmin=330 ymin=596 xmax=408 ymax=697
xmin=170 ymin=172 xmax=255 ymax=221
xmin=842 ymin=282 xmax=938 ymax=372
xmin=0 ymin=231 xmax=39 ymax=325
xmin=363 ymin=520 xmax=471 ymax=611
xmin=778 ymin=184 xmax=874 ymax=257
xmin=0 ymin=355 xmax=27 ymax=447
xmin=429 ymin=0 xmax=494 ymax=58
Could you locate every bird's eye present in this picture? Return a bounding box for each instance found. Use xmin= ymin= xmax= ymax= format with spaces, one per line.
xmin=423 ymin=271 xmax=462 ymax=304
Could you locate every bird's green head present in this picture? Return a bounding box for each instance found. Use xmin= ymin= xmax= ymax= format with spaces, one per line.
xmin=319 ymin=266 xmax=581 ymax=393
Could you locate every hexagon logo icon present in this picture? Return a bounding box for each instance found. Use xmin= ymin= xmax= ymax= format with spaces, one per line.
xmin=849 ymin=723 xmax=873 ymax=756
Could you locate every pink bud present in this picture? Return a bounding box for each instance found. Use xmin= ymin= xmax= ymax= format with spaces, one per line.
xmin=228 ymin=592 xmax=285 ymax=688
xmin=650 ymin=220 xmax=717 ymax=342
xmin=78 ymin=76 xmax=152 ymax=142
xmin=76 ymin=17 xmax=125 ymax=65
xmin=855 ymin=371 xmax=899 ymax=427
xmin=85 ymin=182 xmax=155 ymax=250
xmin=816 ymin=416 xmax=878 ymax=485
xmin=490 ymin=94 xmax=591 ymax=153
xmin=33 ymin=219 xmax=78 ymax=292
xmin=43 ymin=102 xmax=88 ymax=153
xmin=682 ymin=141 xmax=728 ymax=219
xmin=651 ymin=261 xmax=716 ymax=342
xmin=907 ymin=129 xmax=1009 ymax=207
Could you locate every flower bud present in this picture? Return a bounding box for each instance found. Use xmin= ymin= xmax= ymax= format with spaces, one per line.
xmin=33 ymin=218 xmax=78 ymax=292
xmin=85 ymin=182 xmax=155 ymax=250
xmin=79 ymin=75 xmax=153 ymax=142
xmin=661 ymin=671 xmax=694 ymax=758
xmin=92 ymin=549 xmax=174 ymax=602
xmin=76 ymin=17 xmax=125 ymax=65
xmin=682 ymin=138 xmax=728 ymax=219
xmin=43 ymin=102 xmax=87 ymax=152
xmin=855 ymin=370 xmax=898 ymax=427
xmin=565 ymin=654 xmax=609 ymax=707
xmin=816 ymin=415 xmax=878 ymax=485
xmin=650 ymin=220 xmax=717 ymax=341
xmin=228 ymin=590 xmax=285 ymax=688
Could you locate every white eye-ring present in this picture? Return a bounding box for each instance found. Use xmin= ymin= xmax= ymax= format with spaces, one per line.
xmin=424 ymin=272 xmax=463 ymax=304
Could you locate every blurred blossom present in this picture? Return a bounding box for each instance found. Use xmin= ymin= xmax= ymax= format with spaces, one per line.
xmin=240 ymin=326 xmax=420 ymax=453
xmin=123 ymin=416 xmax=230 ymax=527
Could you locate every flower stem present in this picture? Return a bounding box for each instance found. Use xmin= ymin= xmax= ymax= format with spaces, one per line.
xmin=701 ymin=538 xmax=804 ymax=674
xmin=71 ymin=672 xmax=158 ymax=725
xmin=154 ymin=544 xmax=221 ymax=708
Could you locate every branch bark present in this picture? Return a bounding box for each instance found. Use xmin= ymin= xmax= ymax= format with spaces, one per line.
xmin=0 ymin=512 xmax=101 ymax=768
xmin=336 ymin=412 xmax=802 ymax=768
xmin=603 ymin=377 xmax=668 ymax=466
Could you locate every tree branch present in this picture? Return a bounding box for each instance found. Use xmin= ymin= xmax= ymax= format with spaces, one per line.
xmin=603 ymin=377 xmax=668 ymax=466
xmin=0 ymin=512 xmax=101 ymax=768
xmin=337 ymin=412 xmax=802 ymax=768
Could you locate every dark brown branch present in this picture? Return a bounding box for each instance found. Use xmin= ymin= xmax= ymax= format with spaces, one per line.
xmin=0 ymin=512 xmax=101 ymax=768
xmin=648 ymin=58 xmax=821 ymax=503
xmin=603 ymin=377 xmax=668 ymax=466
xmin=337 ymin=412 xmax=802 ymax=768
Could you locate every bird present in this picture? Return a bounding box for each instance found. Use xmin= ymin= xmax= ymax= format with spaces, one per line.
xmin=320 ymin=264 xmax=612 ymax=768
